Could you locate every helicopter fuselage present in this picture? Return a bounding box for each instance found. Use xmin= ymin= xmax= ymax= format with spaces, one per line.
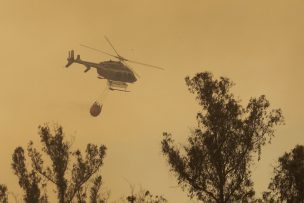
xmin=72 ymin=56 xmax=137 ymax=83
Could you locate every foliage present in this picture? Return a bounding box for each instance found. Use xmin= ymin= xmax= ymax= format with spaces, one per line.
xmin=161 ymin=72 xmax=284 ymax=203
xmin=12 ymin=147 xmax=47 ymax=203
xmin=0 ymin=184 xmax=8 ymax=203
xmin=90 ymin=176 xmax=102 ymax=203
xmin=265 ymin=145 xmax=304 ymax=202
xmin=125 ymin=188 xmax=167 ymax=203
xmin=11 ymin=123 xmax=107 ymax=203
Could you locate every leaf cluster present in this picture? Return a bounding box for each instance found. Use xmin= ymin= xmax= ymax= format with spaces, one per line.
xmin=265 ymin=145 xmax=304 ymax=202
xmin=125 ymin=189 xmax=167 ymax=203
xmin=0 ymin=184 xmax=8 ymax=203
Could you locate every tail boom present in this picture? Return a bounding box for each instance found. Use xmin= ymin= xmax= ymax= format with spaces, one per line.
xmin=65 ymin=50 xmax=98 ymax=72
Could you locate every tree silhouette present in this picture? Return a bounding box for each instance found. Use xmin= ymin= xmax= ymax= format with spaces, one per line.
xmin=161 ymin=72 xmax=284 ymax=203
xmin=0 ymin=184 xmax=8 ymax=203
xmin=265 ymin=145 xmax=304 ymax=202
xmin=11 ymin=123 xmax=107 ymax=203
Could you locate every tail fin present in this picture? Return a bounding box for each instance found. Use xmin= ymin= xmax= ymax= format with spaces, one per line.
xmin=65 ymin=50 xmax=75 ymax=67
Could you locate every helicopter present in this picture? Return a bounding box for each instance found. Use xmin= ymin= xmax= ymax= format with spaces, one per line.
xmin=65 ymin=37 xmax=164 ymax=92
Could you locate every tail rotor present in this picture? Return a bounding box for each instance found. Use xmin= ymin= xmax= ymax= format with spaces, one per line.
xmin=66 ymin=50 xmax=75 ymax=67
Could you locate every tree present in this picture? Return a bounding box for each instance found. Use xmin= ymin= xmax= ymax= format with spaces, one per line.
xmin=12 ymin=123 xmax=107 ymax=203
xmin=265 ymin=145 xmax=304 ymax=202
xmin=161 ymin=72 xmax=284 ymax=203
xmin=0 ymin=184 xmax=8 ymax=203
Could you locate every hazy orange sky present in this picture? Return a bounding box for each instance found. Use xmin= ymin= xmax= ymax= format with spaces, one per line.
xmin=1 ymin=1 xmax=304 ymax=202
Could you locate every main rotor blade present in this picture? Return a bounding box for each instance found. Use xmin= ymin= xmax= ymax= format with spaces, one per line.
xmin=126 ymin=59 xmax=165 ymax=70
xmin=80 ymin=44 xmax=119 ymax=59
xmin=81 ymin=40 xmax=164 ymax=70
xmin=104 ymin=36 xmax=121 ymax=58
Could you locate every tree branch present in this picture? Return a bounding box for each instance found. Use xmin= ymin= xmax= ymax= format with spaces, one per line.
xmin=67 ymin=163 xmax=102 ymax=203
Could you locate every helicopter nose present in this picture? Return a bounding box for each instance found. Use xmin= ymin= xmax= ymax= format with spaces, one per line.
xmin=133 ymin=75 xmax=137 ymax=82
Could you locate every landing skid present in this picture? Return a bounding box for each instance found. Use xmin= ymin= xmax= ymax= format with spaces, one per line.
xmin=109 ymin=88 xmax=130 ymax=92
xmin=107 ymin=80 xmax=129 ymax=92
